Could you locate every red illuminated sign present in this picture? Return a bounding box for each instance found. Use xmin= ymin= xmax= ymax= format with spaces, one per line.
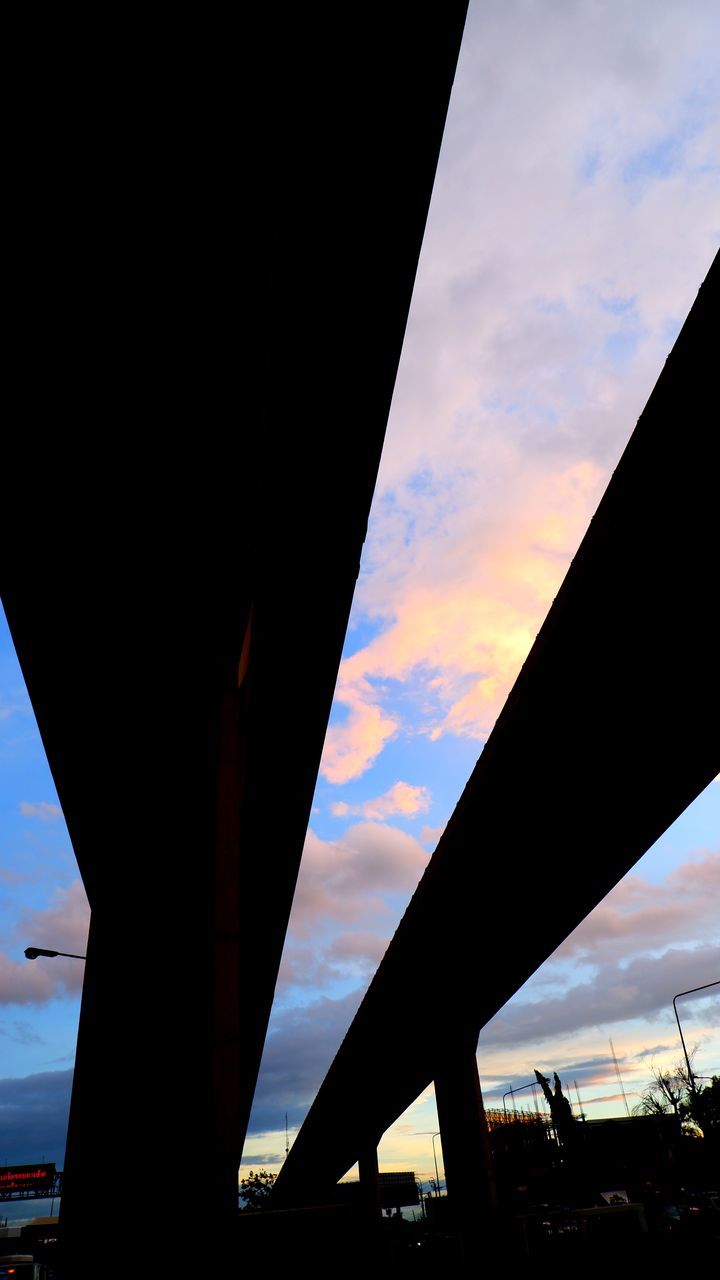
xmin=0 ymin=1164 xmax=56 ymax=1194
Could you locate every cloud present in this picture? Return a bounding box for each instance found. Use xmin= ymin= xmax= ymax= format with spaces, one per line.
xmin=287 ymin=823 xmax=428 ymax=941
xmin=0 ymin=881 xmax=90 ymax=1006
xmin=0 ymin=1021 xmax=44 ymax=1047
xmin=0 ymin=868 xmax=36 ymax=886
xmin=330 ymin=781 xmax=431 ymax=821
xmin=239 ymin=1152 xmax=285 ymax=1167
xmin=18 ymin=880 xmax=90 ymax=968
xmin=249 ymin=990 xmax=366 ymax=1135
xmin=326 ymin=932 xmax=388 ymax=970
xmin=476 ymin=850 xmax=720 ymax=1057
xmin=463 ymin=849 xmax=720 ymax=1119
xmin=321 ymin=461 xmax=605 ymax=781
xmin=635 ymin=1043 xmax=674 ymax=1060
xmin=314 ymin=2 xmax=719 ymax=783
xmin=420 ymin=824 xmax=446 ymax=848
xmin=277 ymin=932 xmax=387 ymax=993
xmin=480 ymin=1053 xmax=637 ymax=1108
xmin=320 ymin=681 xmax=399 ymax=784
xmin=19 ymin=801 xmax=63 ymax=822
xmin=554 ymin=850 xmax=720 ymax=963
xmin=0 ymin=1068 xmax=73 ymax=1165
xmin=0 ymin=953 xmax=58 ymax=1006
xmin=276 ymin=823 xmax=429 ymax=997
xmin=480 ymin=943 xmax=720 ymax=1050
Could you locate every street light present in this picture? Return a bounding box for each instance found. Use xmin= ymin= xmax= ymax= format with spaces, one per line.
xmin=25 ymin=947 xmax=87 ymax=960
xmin=431 ymin=1133 xmax=442 ymax=1198
xmin=412 ymin=1131 xmax=443 ymax=1197
xmin=502 ymin=1080 xmax=538 ymax=1116
xmin=673 ymin=978 xmax=720 ymax=1096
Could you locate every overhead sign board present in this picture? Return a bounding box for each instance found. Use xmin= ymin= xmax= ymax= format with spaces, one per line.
xmin=379 ymin=1171 xmax=418 ymax=1208
xmin=335 ymin=1170 xmax=419 ymax=1209
xmin=0 ymin=1164 xmax=56 ymax=1195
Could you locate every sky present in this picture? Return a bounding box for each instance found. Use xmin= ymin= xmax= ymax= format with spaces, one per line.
xmin=1 ymin=0 xmax=719 ymax=1209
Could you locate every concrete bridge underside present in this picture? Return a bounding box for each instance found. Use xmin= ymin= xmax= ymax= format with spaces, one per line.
xmin=2 ymin=8 xmax=470 ymax=1274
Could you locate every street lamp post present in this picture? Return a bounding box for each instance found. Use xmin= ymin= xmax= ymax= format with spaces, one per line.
xmin=25 ymin=947 xmax=87 ymax=960
xmin=412 ymin=1130 xmax=443 ymax=1197
xmin=672 ymin=979 xmax=720 ymax=1097
xmin=502 ymin=1080 xmax=538 ymax=1116
xmin=19 ymin=947 xmax=85 ymax=1219
xmin=431 ymin=1132 xmax=442 ymax=1198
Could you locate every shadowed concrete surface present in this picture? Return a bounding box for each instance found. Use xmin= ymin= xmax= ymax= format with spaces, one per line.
xmin=2 ymin=6 xmax=469 ymax=1274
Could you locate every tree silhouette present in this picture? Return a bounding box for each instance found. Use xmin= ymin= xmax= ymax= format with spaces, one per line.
xmin=634 ymin=1049 xmax=719 ymax=1137
xmin=239 ymin=1168 xmax=276 ymax=1210
xmin=634 ymin=1064 xmax=685 ymax=1119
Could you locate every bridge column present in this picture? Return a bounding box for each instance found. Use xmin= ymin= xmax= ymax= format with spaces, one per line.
xmin=358 ymin=1142 xmax=382 ymax=1223
xmin=435 ymin=1047 xmax=497 ymax=1262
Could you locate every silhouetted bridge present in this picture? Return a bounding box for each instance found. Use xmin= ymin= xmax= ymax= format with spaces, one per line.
xmin=2 ymin=4 xmax=718 ymax=1272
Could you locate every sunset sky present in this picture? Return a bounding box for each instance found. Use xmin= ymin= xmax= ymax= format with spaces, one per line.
xmin=2 ymin=1 xmax=718 ymax=1202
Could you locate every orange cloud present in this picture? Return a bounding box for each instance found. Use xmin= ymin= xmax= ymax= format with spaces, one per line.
xmin=330 ymin=781 xmax=431 ymax=821
xmin=420 ymin=823 xmax=446 ymax=848
xmin=320 ymin=460 xmax=604 ymax=781
xmin=320 ymin=679 xmax=399 ymax=785
xmin=288 ymin=822 xmax=429 ymax=941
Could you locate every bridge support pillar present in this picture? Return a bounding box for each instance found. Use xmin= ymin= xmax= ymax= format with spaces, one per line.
xmin=358 ymin=1142 xmax=382 ymax=1223
xmin=435 ymin=1047 xmax=497 ymax=1263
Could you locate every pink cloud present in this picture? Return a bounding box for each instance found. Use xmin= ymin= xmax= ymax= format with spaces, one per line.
xmin=330 ymin=781 xmax=431 ymax=821
xmin=18 ymin=880 xmax=90 ymax=958
xmin=289 ymin=823 xmax=429 ymax=941
xmin=473 ymin=849 xmax=720 ymax=1066
xmin=555 ymin=849 xmax=720 ymax=962
xmin=0 ymin=953 xmax=56 ymax=1005
xmin=277 ymin=931 xmax=389 ymax=991
xmin=321 ymin=680 xmax=399 ymax=784
xmin=15 ymin=881 xmax=90 ymax=998
xmin=320 ymin=460 xmax=605 ymax=781
xmin=19 ymin=801 xmax=63 ymax=822
xmin=326 ymin=932 xmax=388 ymax=966
xmin=0 ymin=881 xmax=90 ymax=1006
xmin=481 ymin=942 xmax=720 ymax=1049
xmin=420 ymin=824 xmax=446 ymax=848
xmin=274 ymin=824 xmax=429 ymax=994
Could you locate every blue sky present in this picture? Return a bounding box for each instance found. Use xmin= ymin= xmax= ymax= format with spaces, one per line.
xmin=2 ymin=1 xmax=719 ymax=1200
